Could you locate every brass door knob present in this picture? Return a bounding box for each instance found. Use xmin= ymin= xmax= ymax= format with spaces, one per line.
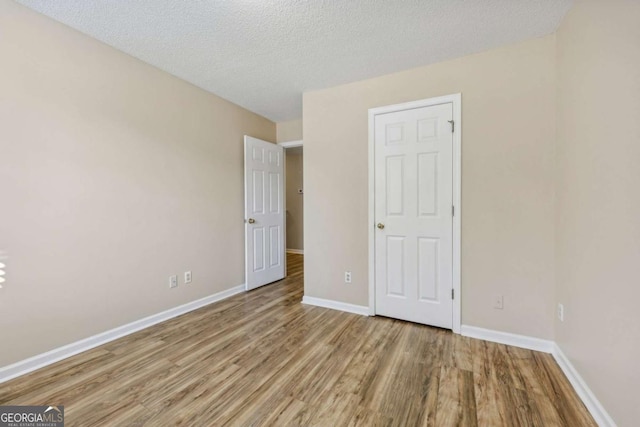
xmin=377 ymin=223 xmax=385 ymax=229
xmin=248 ymin=218 xmax=256 ymax=224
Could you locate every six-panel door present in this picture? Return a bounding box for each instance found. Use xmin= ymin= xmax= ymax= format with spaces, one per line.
xmin=244 ymin=136 xmax=285 ymax=290
xmin=374 ymin=103 xmax=454 ymax=329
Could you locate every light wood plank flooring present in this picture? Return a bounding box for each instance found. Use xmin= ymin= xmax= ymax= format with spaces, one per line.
xmin=0 ymin=254 xmax=595 ymax=426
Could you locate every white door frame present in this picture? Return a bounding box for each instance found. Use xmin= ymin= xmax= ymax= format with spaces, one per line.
xmin=277 ymin=139 xmax=304 ymax=272
xmin=278 ymin=139 xmax=303 ymax=149
xmin=368 ymin=94 xmax=462 ymax=334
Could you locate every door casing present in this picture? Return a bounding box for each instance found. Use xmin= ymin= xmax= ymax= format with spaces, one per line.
xmin=278 ymin=139 xmax=304 ymax=275
xmin=368 ymin=94 xmax=462 ymax=333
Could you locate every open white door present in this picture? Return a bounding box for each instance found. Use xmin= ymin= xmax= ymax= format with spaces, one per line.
xmin=244 ymin=136 xmax=285 ymax=290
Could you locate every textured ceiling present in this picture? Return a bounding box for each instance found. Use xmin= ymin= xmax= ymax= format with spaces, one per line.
xmin=15 ymin=0 xmax=572 ymax=122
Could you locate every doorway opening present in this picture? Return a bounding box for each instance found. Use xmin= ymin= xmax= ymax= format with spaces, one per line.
xmin=282 ymin=140 xmax=304 ymax=279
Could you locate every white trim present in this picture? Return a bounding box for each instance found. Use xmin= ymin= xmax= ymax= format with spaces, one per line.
xmin=367 ymin=102 xmax=376 ymax=316
xmin=451 ymin=95 xmax=462 ymax=334
xmin=367 ymin=94 xmax=462 ymax=332
xmin=460 ymin=325 xmax=554 ymax=353
xmin=302 ymin=296 xmax=370 ymax=316
xmin=552 ymin=344 xmax=617 ymax=427
xmin=286 ymin=249 xmax=304 ymax=255
xmin=278 ymin=139 xmax=303 ymax=148
xmin=283 ymin=145 xmax=288 ymax=277
xmin=0 ymin=284 xmax=245 ymax=384
xmin=461 ymin=326 xmax=615 ymax=425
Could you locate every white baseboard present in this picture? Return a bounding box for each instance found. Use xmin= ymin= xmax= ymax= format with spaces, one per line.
xmin=286 ymin=249 xmax=304 ymax=255
xmin=0 ymin=293 xmax=616 ymax=427
xmin=460 ymin=325 xmax=554 ymax=353
xmin=460 ymin=325 xmax=614 ymax=426
xmin=302 ymin=296 xmax=369 ymax=316
xmin=0 ymin=284 xmax=245 ymax=384
xmin=552 ymin=344 xmax=616 ymax=427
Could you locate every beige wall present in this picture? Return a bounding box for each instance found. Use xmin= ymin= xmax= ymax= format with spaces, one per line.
xmin=285 ymin=149 xmax=304 ymax=251
xmin=304 ymin=36 xmax=557 ymax=339
xmin=555 ymin=1 xmax=640 ymax=425
xmin=0 ymin=0 xmax=275 ymax=367
xmin=4 ymin=2 xmax=636 ymax=422
xmin=276 ymin=119 xmax=303 ymax=143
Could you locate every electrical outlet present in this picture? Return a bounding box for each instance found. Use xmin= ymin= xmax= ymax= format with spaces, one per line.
xmin=184 ymin=271 xmax=192 ymax=284
xmin=494 ymin=295 xmax=504 ymax=310
xmin=558 ymin=303 xmax=564 ymax=322
xmin=169 ymin=275 xmax=178 ymax=289
xmin=0 ymin=261 xmax=5 ymax=288
xmin=344 ymin=271 xmax=352 ymax=283
xmin=0 ymin=253 xmax=6 ymax=289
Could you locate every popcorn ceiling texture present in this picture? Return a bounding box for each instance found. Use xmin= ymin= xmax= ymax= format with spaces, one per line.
xmin=16 ymin=0 xmax=572 ymax=121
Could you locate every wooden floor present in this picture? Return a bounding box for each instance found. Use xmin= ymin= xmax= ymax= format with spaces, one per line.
xmin=1 ymin=254 xmax=595 ymax=426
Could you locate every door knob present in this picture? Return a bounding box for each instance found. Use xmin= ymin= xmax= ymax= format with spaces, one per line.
xmin=377 ymin=223 xmax=385 ymax=229
xmin=247 ymin=218 xmax=256 ymax=224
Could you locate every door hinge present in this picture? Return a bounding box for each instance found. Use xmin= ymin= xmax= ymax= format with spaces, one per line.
xmin=448 ymin=120 xmax=455 ymax=133
xmin=451 ymin=289 xmax=455 ymax=299
xmin=452 ymin=205 xmax=455 ymax=216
